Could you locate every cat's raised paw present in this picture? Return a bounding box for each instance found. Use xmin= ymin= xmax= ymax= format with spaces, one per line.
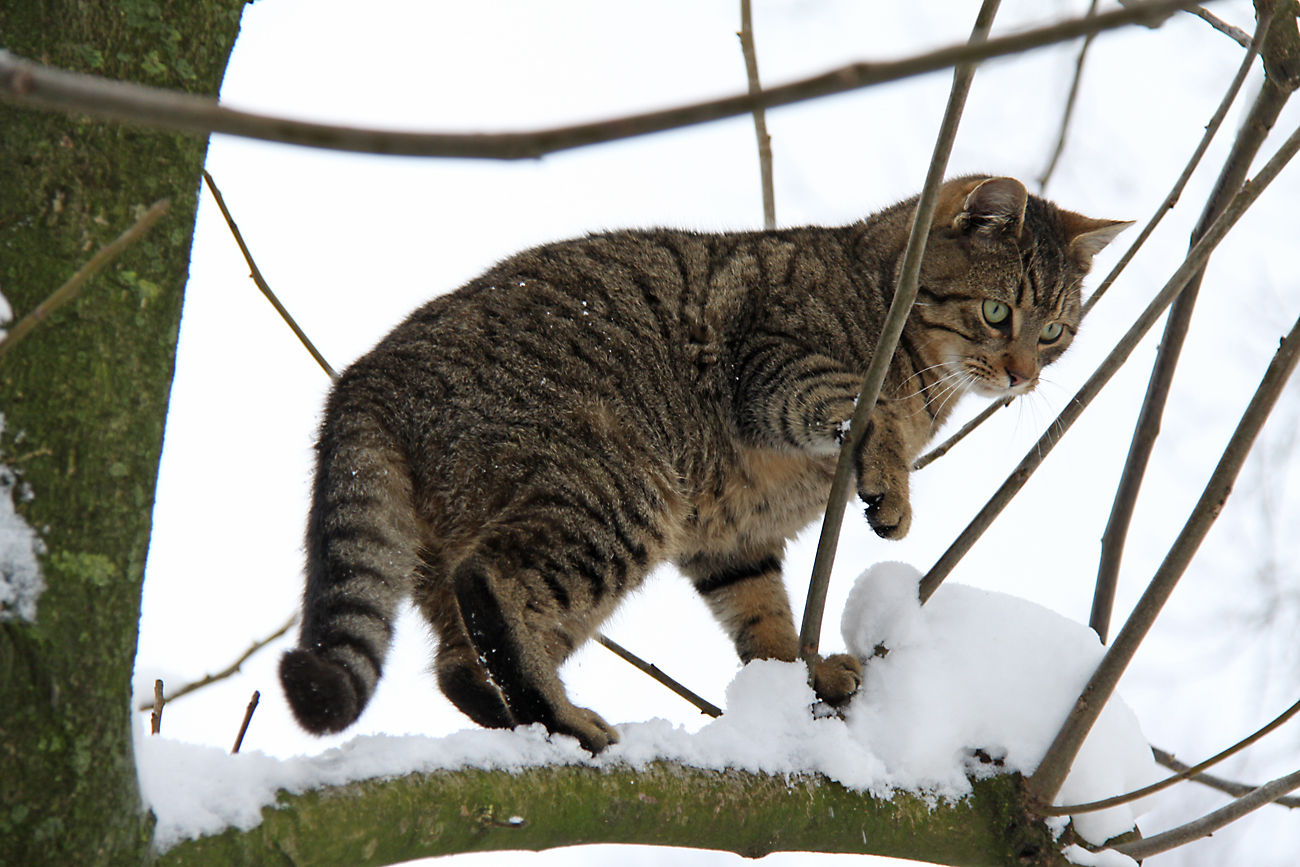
xmin=862 ymin=491 xmax=912 ymax=539
xmin=812 ymin=653 xmax=863 ymax=705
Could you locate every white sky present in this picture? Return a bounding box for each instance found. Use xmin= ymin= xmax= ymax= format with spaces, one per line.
xmin=133 ymin=1 xmax=1300 ymax=864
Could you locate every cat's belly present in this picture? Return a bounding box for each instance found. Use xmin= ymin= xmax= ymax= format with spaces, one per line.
xmin=681 ymin=445 xmax=837 ymax=556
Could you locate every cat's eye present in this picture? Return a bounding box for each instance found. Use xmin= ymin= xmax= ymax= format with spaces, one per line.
xmin=1039 ymin=322 xmax=1065 ymax=344
xmin=981 ymin=299 xmax=1010 ymax=327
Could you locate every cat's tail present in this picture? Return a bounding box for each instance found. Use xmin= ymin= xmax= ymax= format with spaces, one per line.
xmin=279 ymin=392 xmax=422 ymax=735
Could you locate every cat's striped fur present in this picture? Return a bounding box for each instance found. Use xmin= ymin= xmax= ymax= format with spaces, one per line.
xmin=280 ymin=176 xmax=1129 ymax=752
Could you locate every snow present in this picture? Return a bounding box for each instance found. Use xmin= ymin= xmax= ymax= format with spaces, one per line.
xmin=0 ymin=415 xmax=45 ymax=623
xmin=137 ymin=562 xmax=1158 ymax=857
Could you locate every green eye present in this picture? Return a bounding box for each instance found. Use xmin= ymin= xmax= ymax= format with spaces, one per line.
xmin=982 ymin=299 xmax=1010 ymax=326
xmin=1039 ymin=322 xmax=1065 ymax=344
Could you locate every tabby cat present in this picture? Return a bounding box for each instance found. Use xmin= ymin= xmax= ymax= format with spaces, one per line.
xmin=279 ymin=175 xmax=1128 ymax=753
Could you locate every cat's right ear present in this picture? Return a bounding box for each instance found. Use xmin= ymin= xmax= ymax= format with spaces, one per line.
xmin=957 ymin=177 xmax=1028 ymax=238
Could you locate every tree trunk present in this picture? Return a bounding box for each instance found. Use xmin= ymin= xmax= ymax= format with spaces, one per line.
xmin=0 ymin=2 xmax=245 ymax=864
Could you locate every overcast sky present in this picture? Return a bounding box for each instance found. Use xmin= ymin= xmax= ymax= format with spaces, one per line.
xmin=133 ymin=2 xmax=1300 ymax=864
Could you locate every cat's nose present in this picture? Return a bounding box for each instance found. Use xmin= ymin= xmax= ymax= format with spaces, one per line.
xmin=1006 ymin=369 xmax=1032 ymax=389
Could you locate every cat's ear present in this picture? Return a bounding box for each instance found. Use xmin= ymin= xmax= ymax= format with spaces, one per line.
xmin=1060 ymin=212 xmax=1134 ymax=268
xmin=956 ymin=177 xmax=1028 ymax=238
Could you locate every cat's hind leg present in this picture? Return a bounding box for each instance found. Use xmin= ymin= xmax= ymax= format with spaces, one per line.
xmin=682 ymin=549 xmax=862 ymax=704
xmin=450 ymin=539 xmax=625 ymax=754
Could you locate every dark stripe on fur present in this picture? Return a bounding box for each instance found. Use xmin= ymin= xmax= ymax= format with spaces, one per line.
xmin=694 ymin=554 xmax=781 ymax=595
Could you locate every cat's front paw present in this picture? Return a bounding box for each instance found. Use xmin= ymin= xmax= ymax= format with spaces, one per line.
xmin=812 ymin=653 xmax=863 ymax=705
xmin=859 ymin=488 xmax=912 ymax=539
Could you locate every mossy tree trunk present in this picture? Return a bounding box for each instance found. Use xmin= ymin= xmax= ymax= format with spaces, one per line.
xmin=0 ymin=2 xmax=246 ymax=864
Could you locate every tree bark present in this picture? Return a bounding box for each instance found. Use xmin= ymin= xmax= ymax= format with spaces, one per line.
xmin=156 ymin=765 xmax=1069 ymax=867
xmin=0 ymin=2 xmax=245 ymax=864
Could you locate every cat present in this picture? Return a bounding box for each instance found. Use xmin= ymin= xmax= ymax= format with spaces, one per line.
xmin=279 ymin=175 xmax=1129 ymax=753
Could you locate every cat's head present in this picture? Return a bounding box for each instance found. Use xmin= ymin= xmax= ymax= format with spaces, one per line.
xmin=913 ymin=175 xmax=1131 ymax=399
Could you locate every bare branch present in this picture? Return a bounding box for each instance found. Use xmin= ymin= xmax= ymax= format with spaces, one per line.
xmin=1037 ymin=0 xmax=1100 ymax=192
xmin=595 ymin=635 xmax=723 ymax=718
xmin=202 ymin=171 xmax=338 ymax=380
xmin=1043 ymin=694 xmax=1300 ymax=814
xmin=1111 ymin=766 xmax=1300 ymax=860
xmin=1091 ymin=12 xmax=1288 ymax=642
xmin=231 ymin=691 xmax=260 ymax=754
xmin=1189 ymin=5 xmax=1256 ymax=46
xmin=912 ymin=396 xmax=1013 ymax=471
xmin=138 ymin=614 xmax=297 ymax=711
xmin=917 ymin=117 xmax=1300 ymax=608
xmin=1027 ymin=236 xmax=1300 ymax=803
xmin=1153 ymin=747 xmax=1300 ymax=808
xmin=738 ymin=0 xmax=775 ymax=229
xmin=0 ymin=2 xmax=1206 ymax=160
xmin=0 ymin=199 xmax=168 ymax=360
xmin=150 ymin=679 xmax=164 ymax=735
xmin=798 ymin=0 xmax=1002 ymax=663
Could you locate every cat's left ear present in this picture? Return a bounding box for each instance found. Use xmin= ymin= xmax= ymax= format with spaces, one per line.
xmin=959 ymin=177 xmax=1028 ymax=237
xmin=1060 ymin=212 xmax=1135 ymax=268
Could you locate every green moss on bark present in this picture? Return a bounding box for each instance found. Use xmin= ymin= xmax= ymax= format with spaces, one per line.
xmin=159 ymin=765 xmax=1066 ymax=867
xmin=0 ymin=2 xmax=245 ymax=864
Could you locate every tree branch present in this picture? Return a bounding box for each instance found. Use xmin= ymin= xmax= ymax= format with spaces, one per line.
xmin=154 ymin=765 xmax=1065 ymax=867
xmin=1110 ymin=766 xmax=1300 ymax=860
xmin=1027 ymin=250 xmax=1300 ymax=804
xmin=798 ymin=0 xmax=1001 ymax=663
xmin=1153 ymin=747 xmax=1300 ymax=808
xmin=138 ymin=614 xmax=297 ymax=711
xmin=0 ymin=1 xmax=1205 ymax=160
xmin=1091 ymin=9 xmax=1290 ymax=641
xmin=595 ymin=635 xmax=723 ymax=719
xmin=738 ymin=0 xmax=775 ymax=229
xmin=0 ymin=199 xmax=169 ymax=360
xmin=1043 ymin=694 xmax=1300 ymax=815
xmin=202 ymin=171 xmax=338 ymax=380
xmin=917 ymin=117 xmax=1300 ymax=607
xmin=1037 ymin=0 xmax=1100 ymax=192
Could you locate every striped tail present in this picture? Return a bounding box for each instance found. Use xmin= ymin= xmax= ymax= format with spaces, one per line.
xmin=280 ymin=400 xmax=421 ymax=734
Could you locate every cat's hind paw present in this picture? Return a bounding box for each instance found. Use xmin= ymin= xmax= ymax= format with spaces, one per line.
xmin=551 ymin=705 xmax=620 ymax=755
xmin=811 ymin=653 xmax=863 ymax=705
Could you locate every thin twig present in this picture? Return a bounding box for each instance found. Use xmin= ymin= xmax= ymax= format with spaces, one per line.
xmin=1042 ymin=694 xmax=1300 ymax=815
xmin=150 ymin=679 xmax=165 ymax=735
xmin=231 ymin=691 xmax=260 ymax=754
xmin=1153 ymin=747 xmax=1300 ymax=808
xmin=798 ymin=0 xmax=1002 ymax=664
xmin=1027 ymin=253 xmax=1300 ymax=804
xmin=917 ymin=117 xmax=1300 ymax=608
xmin=1091 ymin=14 xmax=1286 ymax=641
xmin=0 ymin=2 xmax=1205 ymax=159
xmin=738 ymin=0 xmax=775 ymax=229
xmin=912 ymin=396 xmax=1013 ymax=471
xmin=0 ymin=199 xmax=169 ymax=359
xmin=138 ymin=614 xmax=297 ymax=711
xmin=596 ymin=635 xmax=723 ymax=718
xmin=1189 ymin=5 xmax=1255 ymax=47
xmin=1038 ymin=0 xmax=1100 ymax=192
xmin=1111 ymin=766 xmax=1300 ymax=860
xmin=202 ymin=171 xmax=338 ymax=380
